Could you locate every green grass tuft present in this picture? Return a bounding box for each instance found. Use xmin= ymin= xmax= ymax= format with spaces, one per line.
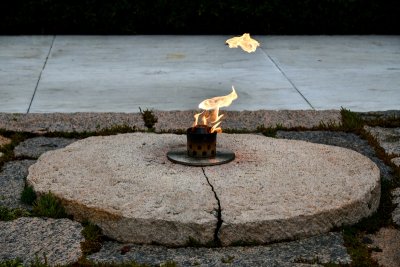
xmin=20 ymin=185 xmax=37 ymax=205
xmin=256 ymin=123 xmax=285 ymax=138
xmin=0 ymin=206 xmax=31 ymax=221
xmin=32 ymin=192 xmax=67 ymax=219
xmin=0 ymin=259 xmax=23 ymax=267
xmin=139 ymin=107 xmax=158 ymax=130
xmin=81 ymin=221 xmax=104 ymax=255
xmin=340 ymin=107 xmax=364 ymax=131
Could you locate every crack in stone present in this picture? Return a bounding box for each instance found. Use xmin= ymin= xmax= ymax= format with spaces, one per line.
xmin=201 ymin=167 xmax=223 ymax=246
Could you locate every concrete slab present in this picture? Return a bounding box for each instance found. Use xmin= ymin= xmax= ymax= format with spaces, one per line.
xmin=0 ymin=36 xmax=53 ymax=113
xmin=260 ymin=36 xmax=400 ymax=111
xmin=29 ymin=36 xmax=309 ymax=112
xmin=27 ymin=133 xmax=380 ymax=246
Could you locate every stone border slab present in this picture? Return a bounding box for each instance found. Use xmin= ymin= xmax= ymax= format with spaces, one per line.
xmin=0 ymin=110 xmax=340 ymax=133
xmin=0 ymin=217 xmax=83 ymax=266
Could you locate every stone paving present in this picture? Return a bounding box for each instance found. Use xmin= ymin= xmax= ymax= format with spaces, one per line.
xmin=0 ymin=111 xmax=399 ymax=266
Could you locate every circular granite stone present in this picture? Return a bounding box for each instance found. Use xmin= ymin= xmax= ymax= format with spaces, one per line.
xmin=27 ymin=133 xmax=380 ymax=246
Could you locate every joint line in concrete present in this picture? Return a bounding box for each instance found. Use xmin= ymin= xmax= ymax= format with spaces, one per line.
xmin=260 ymin=48 xmax=315 ymax=110
xmin=201 ymin=167 xmax=222 ymax=246
xmin=27 ymin=35 xmax=56 ymax=114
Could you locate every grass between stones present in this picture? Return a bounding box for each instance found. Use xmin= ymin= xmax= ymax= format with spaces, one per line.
xmin=0 ymin=108 xmax=399 ymax=266
xmin=81 ymin=221 xmax=104 ymax=255
xmin=32 ymin=192 xmax=68 ymax=219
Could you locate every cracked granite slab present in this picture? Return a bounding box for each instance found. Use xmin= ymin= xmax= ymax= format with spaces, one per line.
xmin=27 ymin=133 xmax=379 ymax=246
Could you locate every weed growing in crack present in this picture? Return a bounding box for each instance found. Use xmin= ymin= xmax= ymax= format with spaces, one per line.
xmin=20 ymin=185 xmax=37 ymax=205
xmin=81 ymin=221 xmax=104 ymax=255
xmin=139 ymin=107 xmax=158 ymax=131
xmin=256 ymin=124 xmax=285 ymax=137
xmin=32 ymin=192 xmax=67 ymax=219
xmin=0 ymin=206 xmax=31 ymax=221
xmin=0 ymin=131 xmax=34 ymax=169
xmin=340 ymin=107 xmax=364 ymax=131
xmin=0 ymin=258 xmax=24 ymax=267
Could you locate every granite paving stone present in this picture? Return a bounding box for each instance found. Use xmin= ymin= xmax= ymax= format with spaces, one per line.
xmin=14 ymin=137 xmax=77 ymax=159
xmin=0 ymin=217 xmax=84 ymax=266
xmin=358 ymin=110 xmax=400 ymax=122
xmin=369 ymin=228 xmax=400 ymax=267
xmin=88 ymin=232 xmax=351 ymax=266
xmin=0 ymin=160 xmax=36 ymax=209
xmin=276 ymin=130 xmax=394 ymax=180
xmin=391 ymin=157 xmax=400 ymax=168
xmin=364 ymin=126 xmax=400 ymax=156
xmin=392 ymin=188 xmax=400 ymax=226
xmin=0 ymin=111 xmax=341 ymax=134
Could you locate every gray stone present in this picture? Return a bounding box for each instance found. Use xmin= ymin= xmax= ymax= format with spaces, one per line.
xmin=0 ymin=217 xmax=83 ymax=266
xmin=14 ymin=137 xmax=77 ymax=158
xmin=155 ymin=110 xmax=341 ymax=132
xmin=0 ymin=113 xmax=143 ymax=133
xmin=0 ymin=160 xmax=36 ymax=209
xmin=276 ymin=130 xmax=394 ymax=180
xmin=358 ymin=110 xmax=400 ymax=122
xmin=392 ymin=188 xmax=400 ymax=226
xmin=0 ymin=152 xmax=3 ymax=158
xmin=88 ymin=232 xmax=351 ymax=266
xmin=369 ymin=228 xmax=400 ymax=267
xmin=28 ymin=133 xmax=380 ymax=246
xmin=364 ymin=126 xmax=400 ymax=155
xmin=0 ymin=111 xmax=341 ymax=134
xmin=391 ymin=157 xmax=400 ymax=168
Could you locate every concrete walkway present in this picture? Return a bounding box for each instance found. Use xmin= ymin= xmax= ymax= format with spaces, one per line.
xmin=0 ymin=35 xmax=399 ymax=113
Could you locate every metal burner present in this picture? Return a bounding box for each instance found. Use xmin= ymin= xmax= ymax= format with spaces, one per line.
xmin=167 ymin=150 xmax=235 ymax=167
xmin=167 ymin=126 xmax=235 ymax=166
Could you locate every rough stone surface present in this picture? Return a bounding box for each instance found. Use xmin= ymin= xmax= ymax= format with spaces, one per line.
xmin=358 ymin=110 xmax=400 ymax=122
xmin=0 ymin=111 xmax=340 ymax=134
xmin=391 ymin=157 xmax=400 ymax=168
xmin=28 ymin=133 xmax=218 ymax=246
xmin=392 ymin=188 xmax=400 ymax=226
xmin=0 ymin=135 xmax=11 ymax=147
xmin=14 ymin=137 xmax=77 ymax=159
xmin=89 ymin=232 xmax=351 ymax=266
xmin=0 ymin=217 xmax=84 ymax=266
xmin=0 ymin=113 xmax=144 ymax=133
xmin=155 ymin=110 xmax=341 ymax=132
xmin=364 ymin=126 xmax=400 ymax=155
xmin=28 ymin=133 xmax=380 ymax=246
xmin=369 ymin=228 xmax=400 ymax=267
xmin=205 ymin=134 xmax=380 ymax=246
xmin=0 ymin=160 xmax=36 ymax=209
xmin=277 ymin=130 xmax=394 ymax=180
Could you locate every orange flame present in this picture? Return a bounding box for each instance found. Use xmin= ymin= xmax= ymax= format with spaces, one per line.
xmin=226 ymin=33 xmax=260 ymax=53
xmin=193 ymin=87 xmax=238 ymax=133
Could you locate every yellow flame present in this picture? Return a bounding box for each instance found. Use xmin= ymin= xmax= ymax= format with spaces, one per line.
xmin=226 ymin=33 xmax=260 ymax=53
xmin=193 ymin=87 xmax=238 ymax=133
